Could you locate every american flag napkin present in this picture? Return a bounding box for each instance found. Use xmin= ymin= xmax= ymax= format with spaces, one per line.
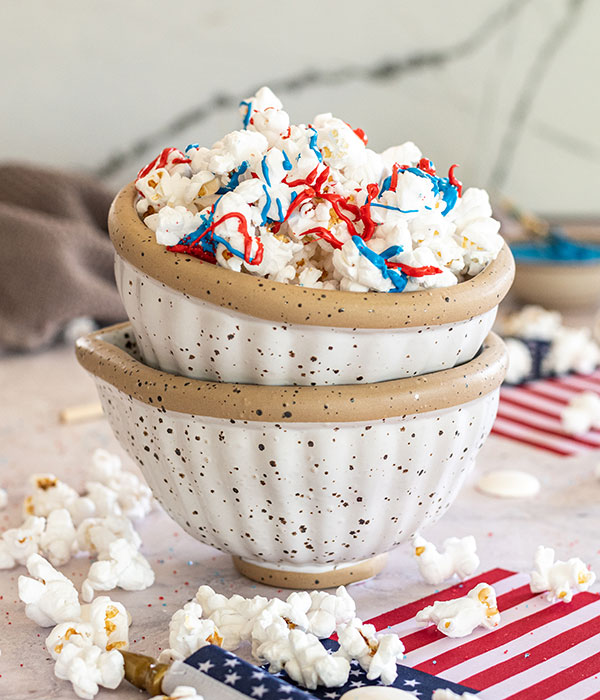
xmin=162 ymin=568 xmax=600 ymax=699
xmin=493 ymin=369 xmax=600 ymax=456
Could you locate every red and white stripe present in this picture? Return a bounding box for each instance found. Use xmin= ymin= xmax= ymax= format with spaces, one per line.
xmin=491 ymin=370 xmax=600 ymax=456
xmin=365 ymin=569 xmax=600 ymax=700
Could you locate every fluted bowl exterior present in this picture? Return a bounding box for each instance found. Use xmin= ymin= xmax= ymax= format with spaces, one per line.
xmin=77 ymin=324 xmax=507 ymax=569
xmin=110 ymin=184 xmax=514 ymax=385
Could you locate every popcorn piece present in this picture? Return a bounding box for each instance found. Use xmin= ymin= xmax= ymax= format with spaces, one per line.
xmin=530 ymin=545 xmax=596 ymax=603
xmin=18 ymin=553 xmax=80 ymax=626
xmin=0 ymin=515 xmax=45 ymax=568
xmin=432 ymin=690 xmax=478 ymax=700
xmin=53 ymin=642 xmax=124 ymax=699
xmin=258 ymin=626 xmax=350 ymax=690
xmin=336 ymin=618 xmax=404 ymax=685
xmin=89 ymin=449 xmax=153 ymax=521
xmin=151 ymin=687 xmax=204 ymax=700
xmin=504 ymin=338 xmax=533 ymax=384
xmin=164 ymin=601 xmax=222 ymax=659
xmin=303 ymin=586 xmax=356 ymax=638
xmin=76 ymin=516 xmax=141 ymax=557
xmin=46 ymin=621 xmax=95 ymax=660
xmin=415 ymin=582 xmax=500 ymax=637
xmin=561 ymin=391 xmax=600 ymax=435
xmin=82 ymin=538 xmax=155 ymax=602
xmin=413 ymin=534 xmax=479 ymax=586
xmin=544 ymin=327 xmax=600 ymax=376
xmin=0 ymin=487 xmax=7 ymax=510
xmin=502 ymin=305 xmax=562 ymax=341
xmin=39 ymin=508 xmax=76 ymax=567
xmin=80 ymin=596 xmax=130 ymax=651
xmin=23 ymin=474 xmax=80 ymax=518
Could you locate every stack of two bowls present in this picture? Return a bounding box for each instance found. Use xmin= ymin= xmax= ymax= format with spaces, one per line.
xmin=76 ymin=183 xmax=514 ymax=589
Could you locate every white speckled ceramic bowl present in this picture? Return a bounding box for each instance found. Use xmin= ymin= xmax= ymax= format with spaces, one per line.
xmin=109 ymin=184 xmax=514 ymax=385
xmin=77 ymin=323 xmax=507 ymax=588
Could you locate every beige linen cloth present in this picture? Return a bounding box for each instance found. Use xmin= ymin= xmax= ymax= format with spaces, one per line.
xmin=0 ymin=164 xmax=125 ymax=351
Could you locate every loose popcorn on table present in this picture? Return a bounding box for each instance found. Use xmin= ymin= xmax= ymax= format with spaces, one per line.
xmin=432 ymin=690 xmax=478 ymax=700
xmin=39 ymin=508 xmax=77 ymax=567
xmin=151 ymin=686 xmax=204 ymax=700
xmin=136 ymin=87 xmax=504 ymax=293
xmin=336 ymin=618 xmax=405 ymax=685
xmin=561 ymin=391 xmax=600 ymax=435
xmin=0 ymin=515 xmax=45 ymax=569
xmin=159 ymin=600 xmax=222 ymax=662
xmin=18 ymin=553 xmax=81 ymax=626
xmin=413 ymin=534 xmax=479 ymax=586
xmin=89 ymin=448 xmax=154 ymax=521
xmin=80 ymin=596 xmax=130 ymax=651
xmin=530 ymin=545 xmax=596 ymax=603
xmin=304 ymin=585 xmax=357 ymax=638
xmin=415 ymin=582 xmax=500 ymax=638
xmin=502 ymin=305 xmax=562 ymax=341
xmin=76 ymin=515 xmax=142 ymax=556
xmin=82 ymin=537 xmax=155 ymax=602
xmin=53 ymin=641 xmax=124 ymax=700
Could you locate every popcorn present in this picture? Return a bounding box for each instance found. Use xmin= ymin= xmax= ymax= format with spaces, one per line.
xmin=336 ymin=618 xmax=405 ymax=685
xmin=82 ymin=538 xmax=155 ymax=602
xmin=46 ymin=621 xmax=95 ymax=660
xmin=23 ymin=474 xmax=80 ymax=518
xmin=303 ymin=586 xmax=356 ymax=638
xmin=53 ymin=642 xmax=124 ymax=699
xmin=84 ymin=482 xmax=123 ymax=519
xmin=39 ymin=508 xmax=76 ymax=567
xmin=76 ymin=515 xmax=142 ymax=556
xmin=413 ymin=534 xmax=479 ymax=586
xmin=258 ymin=626 xmax=350 ymax=690
xmin=18 ymin=553 xmax=80 ymax=626
xmin=415 ymin=582 xmax=500 ymax=637
xmin=80 ymin=596 xmax=130 ymax=651
xmin=543 ymin=327 xmax=600 ymax=376
xmin=502 ymin=305 xmax=562 ymax=341
xmin=0 ymin=515 xmax=45 ymax=569
xmin=136 ymin=88 xmax=503 ymax=293
xmin=151 ymin=687 xmax=204 ymax=700
xmin=561 ymin=391 xmax=600 ymax=435
xmin=432 ymin=690 xmax=478 ymax=700
xmin=88 ymin=449 xmax=154 ymax=521
xmin=530 ymin=545 xmax=596 ymax=603
xmin=504 ymin=338 xmax=533 ymax=385
xmin=162 ymin=601 xmax=222 ymax=660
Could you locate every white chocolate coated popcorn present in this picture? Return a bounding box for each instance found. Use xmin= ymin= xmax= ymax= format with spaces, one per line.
xmin=416 ymin=582 xmax=500 ymax=637
xmin=530 ymin=545 xmax=596 ymax=603
xmin=137 ymin=88 xmax=503 ymax=293
xmin=413 ymin=534 xmax=479 ymax=586
xmin=18 ymin=553 xmax=81 ymax=627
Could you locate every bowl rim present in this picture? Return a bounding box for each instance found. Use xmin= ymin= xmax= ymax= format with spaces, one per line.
xmin=109 ymin=183 xmax=515 ymax=329
xmin=76 ymin=322 xmax=507 ymax=422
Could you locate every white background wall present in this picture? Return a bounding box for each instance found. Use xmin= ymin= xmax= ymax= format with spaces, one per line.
xmin=2 ymin=0 xmax=599 ymax=215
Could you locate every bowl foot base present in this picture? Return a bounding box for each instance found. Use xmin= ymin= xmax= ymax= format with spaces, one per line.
xmin=232 ymin=553 xmax=388 ymax=589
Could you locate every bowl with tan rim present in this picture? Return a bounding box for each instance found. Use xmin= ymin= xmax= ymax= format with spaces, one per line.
xmin=76 ymin=322 xmax=507 ymax=589
xmin=109 ymin=183 xmax=514 ymax=386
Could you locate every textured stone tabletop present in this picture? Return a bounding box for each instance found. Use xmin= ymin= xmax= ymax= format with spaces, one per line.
xmin=0 ymin=343 xmax=598 ymax=699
